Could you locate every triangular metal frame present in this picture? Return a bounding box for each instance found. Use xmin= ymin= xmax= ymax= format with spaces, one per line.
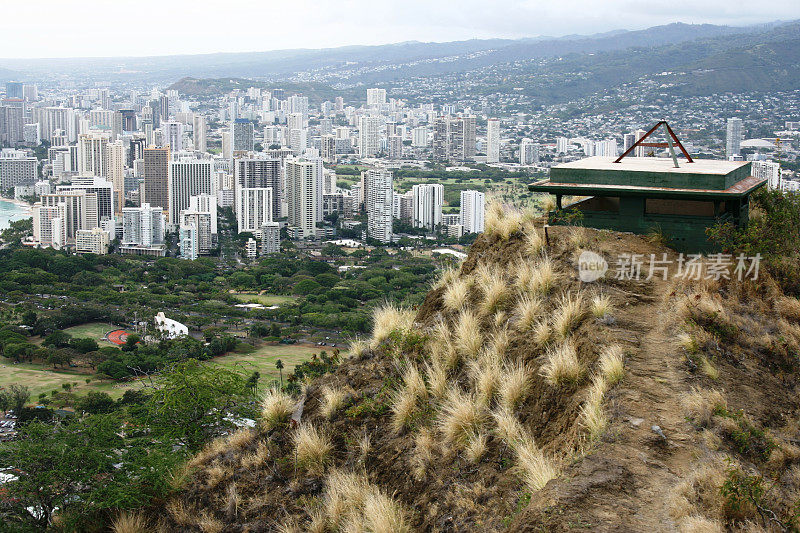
xmin=615 ymin=121 xmax=694 ymax=167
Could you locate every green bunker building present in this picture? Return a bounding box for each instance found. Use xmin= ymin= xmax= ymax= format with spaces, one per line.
xmin=529 ymin=155 xmax=767 ymax=252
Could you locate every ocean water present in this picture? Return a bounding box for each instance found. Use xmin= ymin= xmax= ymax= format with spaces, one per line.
xmin=0 ymin=199 xmax=32 ymax=231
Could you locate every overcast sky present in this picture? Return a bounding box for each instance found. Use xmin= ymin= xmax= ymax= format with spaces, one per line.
xmin=2 ymin=0 xmax=800 ymax=58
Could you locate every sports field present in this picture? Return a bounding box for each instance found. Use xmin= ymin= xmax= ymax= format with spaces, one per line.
xmin=231 ymin=293 xmax=296 ymax=306
xmin=212 ymin=343 xmax=326 ymax=387
xmin=63 ymin=322 xmax=134 ymax=346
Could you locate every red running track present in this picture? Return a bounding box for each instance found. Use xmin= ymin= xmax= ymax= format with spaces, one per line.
xmin=106 ymin=329 xmax=130 ymax=345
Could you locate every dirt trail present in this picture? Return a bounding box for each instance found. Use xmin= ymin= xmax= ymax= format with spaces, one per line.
xmin=513 ymin=276 xmax=701 ymax=532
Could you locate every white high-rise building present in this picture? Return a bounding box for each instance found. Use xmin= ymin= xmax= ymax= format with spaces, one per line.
xmin=751 ymin=160 xmax=781 ymax=190
xmin=365 ymin=168 xmax=393 ymax=243
xmin=359 ymin=116 xmax=381 ymax=158
xmin=40 ymin=190 xmax=96 ymax=243
xmin=122 ymin=203 xmax=165 ymax=247
xmin=179 ymin=224 xmax=199 ymax=260
xmin=257 ymin=222 xmax=280 ymax=255
xmin=168 ymin=159 xmax=214 ymax=226
xmin=32 ymin=203 xmax=65 ymax=249
xmin=106 ymin=141 xmax=125 ymax=214
xmin=75 ymin=227 xmax=110 ymax=255
xmin=594 ymin=139 xmax=617 ymax=158
xmin=189 ymin=194 xmax=218 ymax=234
xmin=556 ymin=136 xmax=569 ymax=154
xmin=486 ymin=118 xmax=500 ymax=163
xmin=286 ymin=159 xmax=322 ymax=239
xmin=56 ymin=176 xmax=114 ymax=225
xmin=77 ymin=133 xmax=110 ymax=177
xmin=236 ymin=188 xmax=273 ymax=233
xmin=412 ymin=126 xmax=428 ymax=147
xmin=726 ymin=118 xmax=743 ymax=159
xmin=412 ymin=183 xmax=443 ymax=230
xmin=460 ymin=190 xmax=485 ymax=234
xmin=192 ymin=115 xmax=207 ymax=152
xmin=366 ymin=88 xmax=387 ymax=107
xmin=234 ymin=156 xmax=282 ymax=220
xmin=162 ymin=121 xmax=184 ymax=152
xmin=519 ymin=139 xmax=540 ymax=165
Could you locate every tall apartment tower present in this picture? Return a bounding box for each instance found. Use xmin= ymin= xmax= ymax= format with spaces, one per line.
xmin=366 ymin=88 xmax=387 ymax=107
xmin=168 ymin=159 xmax=214 ymax=226
xmin=232 ymin=119 xmax=255 ymax=152
xmin=162 ymin=121 xmax=184 ymax=152
xmin=106 ymin=141 xmax=125 ymax=214
xmin=432 ymin=115 xmax=476 ymax=162
xmin=358 ymin=115 xmax=381 ymax=158
xmin=236 ymin=188 xmax=273 ymax=233
xmin=234 ymin=157 xmax=282 ymax=219
xmin=412 ymin=183 xmax=443 ymax=230
xmin=77 ymin=133 xmax=110 ymax=177
xmin=365 ymin=168 xmax=393 ymax=243
xmin=460 ymin=190 xmax=485 ymax=234
xmin=193 ymin=115 xmax=207 ymax=152
xmin=143 ymin=146 xmax=170 ymax=213
xmin=286 ymin=159 xmax=321 ymax=239
xmin=726 ymin=118 xmax=743 ymax=159
xmin=57 ymin=176 xmax=114 ymax=225
xmin=486 ymin=118 xmax=500 ymax=163
xmin=122 ymin=203 xmax=165 ymax=247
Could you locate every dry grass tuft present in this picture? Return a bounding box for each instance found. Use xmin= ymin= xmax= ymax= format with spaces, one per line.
xmin=700 ymin=356 xmax=719 ymax=380
xmin=590 ymin=294 xmax=614 ymax=319
xmin=568 ymin=226 xmax=588 ymax=249
xmin=261 ymin=387 xmax=295 ymax=430
xmin=676 ymin=516 xmax=724 ymax=533
xmin=370 ymin=303 xmax=415 ymax=349
xmin=498 ymin=361 xmax=530 ymax=411
xmin=465 ymin=432 xmax=488 ymax=463
xmin=524 ymin=227 xmax=546 ymax=256
xmin=320 ymin=385 xmax=348 ymax=419
xmin=598 ymin=345 xmax=625 ymax=386
xmin=294 ymin=424 xmax=333 ymax=475
xmin=678 ymin=332 xmax=700 ymax=354
xmin=346 ymin=337 xmax=369 ymax=359
xmin=532 ymin=319 xmax=552 ymax=347
xmin=437 ymin=388 xmax=486 ymax=446
xmin=496 ymin=209 xmax=524 ymax=240
xmin=391 ymin=362 xmax=428 ymax=432
xmin=485 ymin=202 xmax=506 ymax=235
xmin=580 ymin=376 xmax=608 ymax=441
xmin=198 ymin=512 xmax=224 ymax=533
xmin=515 ymin=294 xmax=543 ymax=331
xmin=777 ymin=296 xmax=800 ymax=322
xmin=443 ymin=277 xmax=471 ymax=312
xmin=319 ymin=469 xmax=411 ymax=532
xmin=492 ymin=407 xmax=527 ymax=447
xmin=479 ymin=267 xmax=510 ymax=316
xmin=423 ymin=357 xmax=449 ymax=399
xmin=541 ymin=340 xmax=584 ymax=386
xmin=682 ymin=388 xmax=726 ymax=428
xmin=469 ymin=353 xmax=501 ymax=405
xmin=362 ymin=489 xmax=411 ymax=533
xmin=225 ymin=428 xmax=255 ymax=450
xmin=166 ymin=499 xmax=195 ymax=527
xmin=668 ymin=460 xmax=727 ymax=524
xmin=515 ymin=438 xmax=557 ymax=492
xmin=432 ymin=264 xmax=459 ymax=290
xmin=529 ymin=257 xmax=556 ymax=295
xmin=454 ymin=308 xmax=483 ymax=358
xmin=552 ymin=292 xmax=585 ymax=340
xmin=241 ymin=440 xmax=269 ymax=469
xmin=411 ymin=427 xmax=436 ymax=481
xmin=112 ymin=511 xmax=149 ymax=533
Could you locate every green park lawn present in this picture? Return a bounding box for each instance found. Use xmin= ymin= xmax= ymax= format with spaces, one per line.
xmin=231 ymin=293 xmax=296 ymax=306
xmin=211 ymin=343 xmax=326 ymax=388
xmin=0 ymin=361 xmax=126 ymax=400
xmin=63 ymin=322 xmax=121 ymax=345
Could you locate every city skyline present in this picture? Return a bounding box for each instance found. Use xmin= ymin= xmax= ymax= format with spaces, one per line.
xmin=1 ymin=1 xmax=799 ymax=58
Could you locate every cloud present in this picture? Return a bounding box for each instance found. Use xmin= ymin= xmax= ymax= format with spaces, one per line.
xmin=0 ymin=0 xmax=798 ymax=57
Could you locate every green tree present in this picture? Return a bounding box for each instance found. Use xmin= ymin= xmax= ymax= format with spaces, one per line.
xmin=9 ymin=384 xmax=29 ymax=414
xmin=75 ymin=391 xmax=116 ymax=414
xmin=44 ymin=330 xmax=72 ymax=348
xmin=276 ymin=359 xmax=284 ymax=388
xmin=144 ymin=359 xmax=254 ymax=450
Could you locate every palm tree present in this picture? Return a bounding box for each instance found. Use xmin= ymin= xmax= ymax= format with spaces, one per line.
xmin=276 ymin=359 xmax=284 ymax=389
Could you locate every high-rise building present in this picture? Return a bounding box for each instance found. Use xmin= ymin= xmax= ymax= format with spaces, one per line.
xmin=366 ymin=88 xmax=387 ymax=107
xmin=286 ymin=159 xmax=322 ymax=239
xmin=257 ymin=222 xmax=280 ymax=255
xmin=189 ymin=194 xmax=218 ymax=234
xmin=5 ymin=82 xmax=23 ymax=99
xmin=234 ymin=156 xmax=282 ymax=220
xmin=106 ymin=141 xmax=125 ymax=214
xmin=192 ymin=115 xmax=207 ymax=152
xmin=365 ymin=168 xmax=393 ymax=243
xmin=726 ymin=118 xmax=743 ymax=159
xmin=460 ymin=190 xmax=485 ymax=234
xmin=162 ymin=121 xmax=184 ymax=152
xmin=519 ymin=139 xmax=540 ymax=165
xmin=752 ymin=160 xmax=781 ymax=190
xmin=387 ymin=135 xmax=403 ymax=159
xmin=168 ymin=158 xmax=214 ymax=226
xmin=236 ymin=187 xmax=273 ymax=233
xmin=221 ymin=131 xmax=232 ymax=159
xmin=556 ymin=136 xmax=569 ymax=154
xmin=232 ymin=119 xmax=255 ymax=152
xmin=143 ymin=146 xmax=170 ymax=213
xmin=32 ymin=203 xmax=65 ymax=249
xmin=179 ymin=224 xmax=199 ymax=260
xmin=180 ymin=210 xmax=212 ymax=256
xmin=486 ymin=118 xmax=500 ymax=163
xmin=76 ymin=227 xmax=110 ymax=255
xmin=412 ymin=126 xmax=428 ymax=147
xmin=0 ymin=149 xmax=37 ymax=189
xmin=77 ymin=133 xmax=110 ymax=177
xmin=432 ymin=115 xmax=476 ymax=161
xmin=56 ymin=176 xmax=114 ymax=224
xmin=40 ymin=190 xmax=97 ymax=243
xmin=412 ymin=183 xmax=443 ymax=230
xmin=122 ymin=203 xmax=165 ymax=248
xmin=358 ymin=115 xmax=381 ymax=158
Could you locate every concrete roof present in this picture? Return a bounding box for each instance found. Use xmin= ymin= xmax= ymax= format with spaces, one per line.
xmin=553 ymin=156 xmax=748 ymax=175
